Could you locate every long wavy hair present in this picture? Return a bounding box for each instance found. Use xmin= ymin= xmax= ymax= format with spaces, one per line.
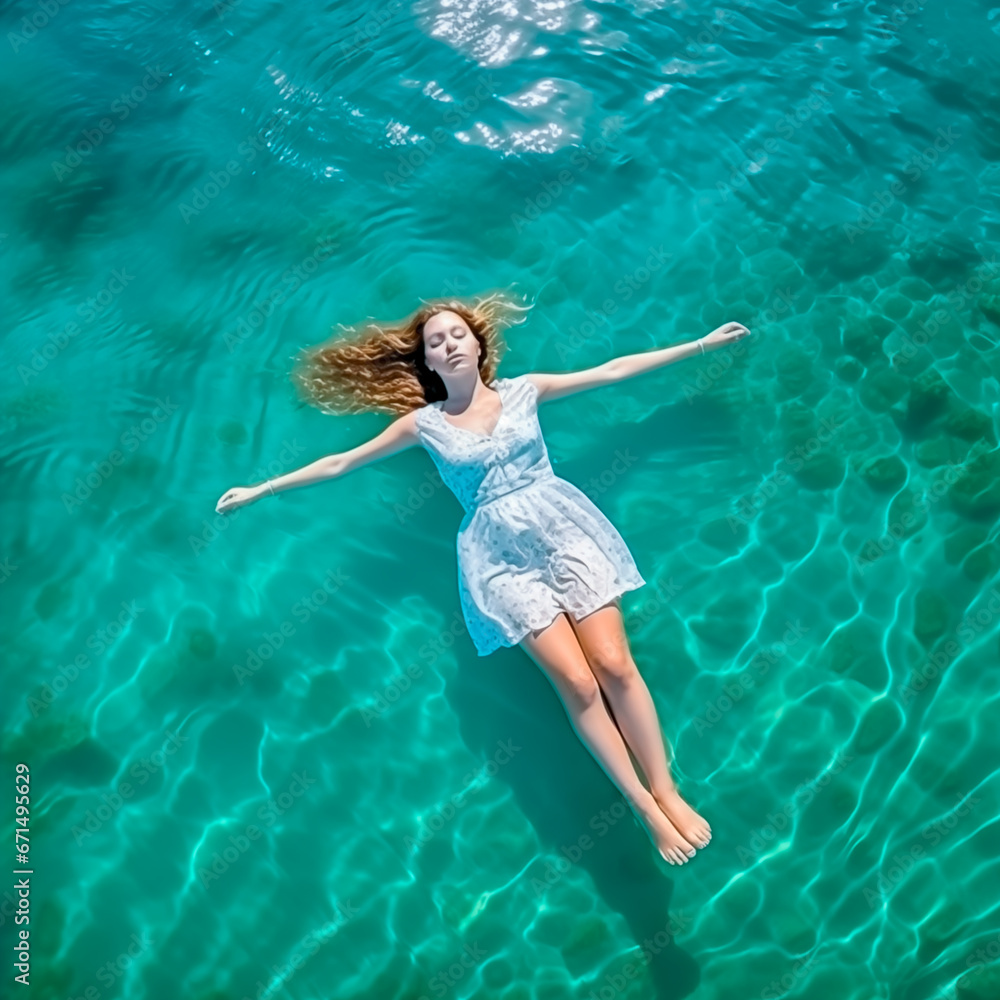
xmin=291 ymin=290 xmax=533 ymax=418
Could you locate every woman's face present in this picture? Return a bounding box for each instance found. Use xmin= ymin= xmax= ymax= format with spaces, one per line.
xmin=422 ymin=310 xmax=480 ymax=378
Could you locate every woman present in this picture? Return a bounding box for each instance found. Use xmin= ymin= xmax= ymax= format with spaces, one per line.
xmin=216 ymin=292 xmax=751 ymax=865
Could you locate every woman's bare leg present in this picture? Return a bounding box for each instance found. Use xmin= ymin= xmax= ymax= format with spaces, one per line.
xmin=520 ymin=612 xmax=697 ymax=865
xmin=568 ymin=601 xmax=712 ymax=848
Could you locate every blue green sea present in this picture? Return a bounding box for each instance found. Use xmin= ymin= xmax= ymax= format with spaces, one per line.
xmin=2 ymin=0 xmax=1000 ymax=997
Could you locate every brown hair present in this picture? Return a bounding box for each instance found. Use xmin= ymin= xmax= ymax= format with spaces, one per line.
xmin=290 ymin=290 xmax=532 ymax=418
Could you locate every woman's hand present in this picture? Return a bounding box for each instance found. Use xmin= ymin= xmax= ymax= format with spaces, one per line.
xmin=216 ymin=485 xmax=264 ymax=515
xmin=701 ymin=321 xmax=751 ymax=352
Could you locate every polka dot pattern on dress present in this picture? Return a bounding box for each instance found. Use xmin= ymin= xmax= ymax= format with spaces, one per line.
xmin=413 ymin=374 xmax=646 ymax=657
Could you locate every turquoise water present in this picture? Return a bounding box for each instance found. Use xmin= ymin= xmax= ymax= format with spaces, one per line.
xmin=2 ymin=0 xmax=1000 ymax=996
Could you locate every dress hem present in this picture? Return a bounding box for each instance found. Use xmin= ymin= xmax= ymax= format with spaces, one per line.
xmin=475 ymin=575 xmax=647 ymax=657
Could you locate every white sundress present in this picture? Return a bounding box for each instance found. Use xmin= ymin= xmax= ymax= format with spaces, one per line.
xmin=413 ymin=373 xmax=647 ymax=657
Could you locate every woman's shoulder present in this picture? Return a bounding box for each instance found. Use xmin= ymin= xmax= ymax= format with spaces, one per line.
xmin=498 ymin=372 xmax=540 ymax=401
xmin=410 ymin=398 xmax=443 ymax=439
xmin=497 ymin=372 xmax=538 ymax=391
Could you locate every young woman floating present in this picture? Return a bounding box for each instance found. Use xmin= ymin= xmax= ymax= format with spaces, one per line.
xmin=216 ymin=292 xmax=750 ymax=865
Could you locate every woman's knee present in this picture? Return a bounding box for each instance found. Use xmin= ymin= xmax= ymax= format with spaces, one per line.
xmin=569 ymin=615 xmax=638 ymax=685
xmin=556 ymin=665 xmax=602 ymax=708
xmin=589 ymin=645 xmax=639 ymax=686
xmin=532 ymin=652 xmax=602 ymax=709
xmin=521 ymin=615 xmax=601 ymax=706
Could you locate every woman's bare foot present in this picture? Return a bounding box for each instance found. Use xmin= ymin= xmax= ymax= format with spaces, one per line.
xmin=652 ymin=785 xmax=712 ymax=848
xmin=636 ymin=798 xmax=697 ymax=865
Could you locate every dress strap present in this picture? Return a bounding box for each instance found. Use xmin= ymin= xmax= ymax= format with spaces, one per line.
xmin=506 ymin=373 xmax=538 ymax=410
xmin=413 ymin=401 xmax=436 ymax=440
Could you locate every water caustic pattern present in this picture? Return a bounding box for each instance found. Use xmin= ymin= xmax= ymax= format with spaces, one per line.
xmin=1 ymin=0 xmax=1000 ymax=995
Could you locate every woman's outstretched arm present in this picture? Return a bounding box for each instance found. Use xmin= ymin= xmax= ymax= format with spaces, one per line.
xmin=527 ymin=321 xmax=751 ymax=403
xmin=215 ymin=410 xmax=420 ymax=513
